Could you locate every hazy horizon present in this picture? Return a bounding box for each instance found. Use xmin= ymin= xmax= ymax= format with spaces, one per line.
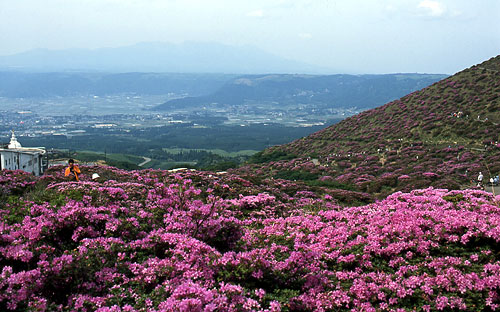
xmin=1 ymin=0 xmax=499 ymax=74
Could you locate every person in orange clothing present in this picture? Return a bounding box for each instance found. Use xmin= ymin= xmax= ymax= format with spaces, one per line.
xmin=65 ymin=159 xmax=81 ymax=181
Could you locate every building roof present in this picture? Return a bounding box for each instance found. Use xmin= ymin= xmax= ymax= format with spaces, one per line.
xmin=0 ymin=148 xmax=45 ymax=155
xmin=0 ymin=131 xmax=45 ymax=155
xmin=8 ymin=131 xmax=22 ymax=149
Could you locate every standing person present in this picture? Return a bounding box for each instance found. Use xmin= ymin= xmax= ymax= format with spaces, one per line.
xmin=65 ymin=159 xmax=81 ymax=182
xmin=477 ymin=171 xmax=484 ymax=188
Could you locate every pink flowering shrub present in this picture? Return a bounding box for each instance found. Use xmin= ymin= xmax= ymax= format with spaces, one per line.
xmin=1 ymin=166 xmax=500 ymax=311
xmin=0 ymin=170 xmax=37 ymax=196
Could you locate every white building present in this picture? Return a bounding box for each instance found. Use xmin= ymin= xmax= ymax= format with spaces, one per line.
xmin=0 ymin=131 xmax=46 ymax=176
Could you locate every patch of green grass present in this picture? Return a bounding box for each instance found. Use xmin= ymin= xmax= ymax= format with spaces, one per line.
xmin=248 ymin=150 xmax=298 ymax=164
xmin=274 ymin=170 xmax=319 ymax=181
xmin=162 ymin=148 xmax=258 ymax=157
xmin=144 ymin=160 xmax=197 ymax=170
xmin=75 ymin=150 xmax=143 ymax=164
xmin=305 ymin=179 xmax=358 ymax=191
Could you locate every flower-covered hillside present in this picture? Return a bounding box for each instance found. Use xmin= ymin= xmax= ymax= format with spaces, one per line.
xmin=243 ymin=55 xmax=500 ymax=196
xmin=1 ymin=167 xmax=500 ymax=311
xmin=238 ymin=143 xmax=499 ymax=198
xmin=279 ymin=55 xmax=500 ymax=154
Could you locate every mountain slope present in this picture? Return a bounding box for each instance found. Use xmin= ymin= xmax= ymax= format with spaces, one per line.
xmin=240 ymin=55 xmax=500 ymax=195
xmin=282 ymin=55 xmax=500 ymax=154
xmin=153 ymin=73 xmax=446 ymax=110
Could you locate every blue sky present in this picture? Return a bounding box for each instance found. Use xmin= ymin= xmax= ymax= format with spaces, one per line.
xmin=0 ymin=0 xmax=499 ymax=74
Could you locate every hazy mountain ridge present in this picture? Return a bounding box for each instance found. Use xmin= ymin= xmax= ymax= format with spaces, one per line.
xmin=154 ymin=73 xmax=447 ymax=111
xmin=0 ymin=42 xmax=326 ymax=74
xmin=0 ymin=72 xmax=236 ymax=98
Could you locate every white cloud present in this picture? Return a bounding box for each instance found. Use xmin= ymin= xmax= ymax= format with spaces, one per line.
xmin=247 ymin=9 xmax=264 ymax=18
xmin=298 ymin=32 xmax=312 ymax=39
xmin=385 ymin=5 xmax=397 ymax=13
xmin=417 ymin=0 xmax=446 ymax=17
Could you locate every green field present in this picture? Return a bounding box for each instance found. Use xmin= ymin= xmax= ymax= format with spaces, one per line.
xmin=55 ymin=149 xmax=235 ymax=171
xmin=68 ymin=150 xmax=143 ymax=169
xmin=23 ymin=123 xmax=329 ymax=171
xmin=162 ymin=148 xmax=258 ymax=157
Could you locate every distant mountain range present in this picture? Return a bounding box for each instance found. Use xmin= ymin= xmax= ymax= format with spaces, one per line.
xmin=153 ymin=73 xmax=447 ymax=110
xmin=241 ymin=55 xmax=500 ymax=197
xmin=0 ymin=71 xmax=446 ymax=111
xmin=0 ymin=71 xmax=236 ymax=98
xmin=0 ymin=42 xmax=327 ymax=74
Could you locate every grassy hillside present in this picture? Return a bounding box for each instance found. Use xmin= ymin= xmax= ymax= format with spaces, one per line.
xmin=281 ymin=55 xmax=499 ymax=154
xmin=239 ymin=55 xmax=500 ymax=196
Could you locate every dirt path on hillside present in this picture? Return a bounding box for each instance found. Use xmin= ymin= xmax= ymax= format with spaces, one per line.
xmin=485 ymin=185 xmax=500 ymax=196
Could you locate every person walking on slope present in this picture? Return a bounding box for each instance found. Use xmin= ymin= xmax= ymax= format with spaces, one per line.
xmin=65 ymin=159 xmax=81 ymax=182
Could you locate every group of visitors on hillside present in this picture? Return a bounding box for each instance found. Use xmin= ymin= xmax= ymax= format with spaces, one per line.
xmin=477 ymin=172 xmax=499 ymax=189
